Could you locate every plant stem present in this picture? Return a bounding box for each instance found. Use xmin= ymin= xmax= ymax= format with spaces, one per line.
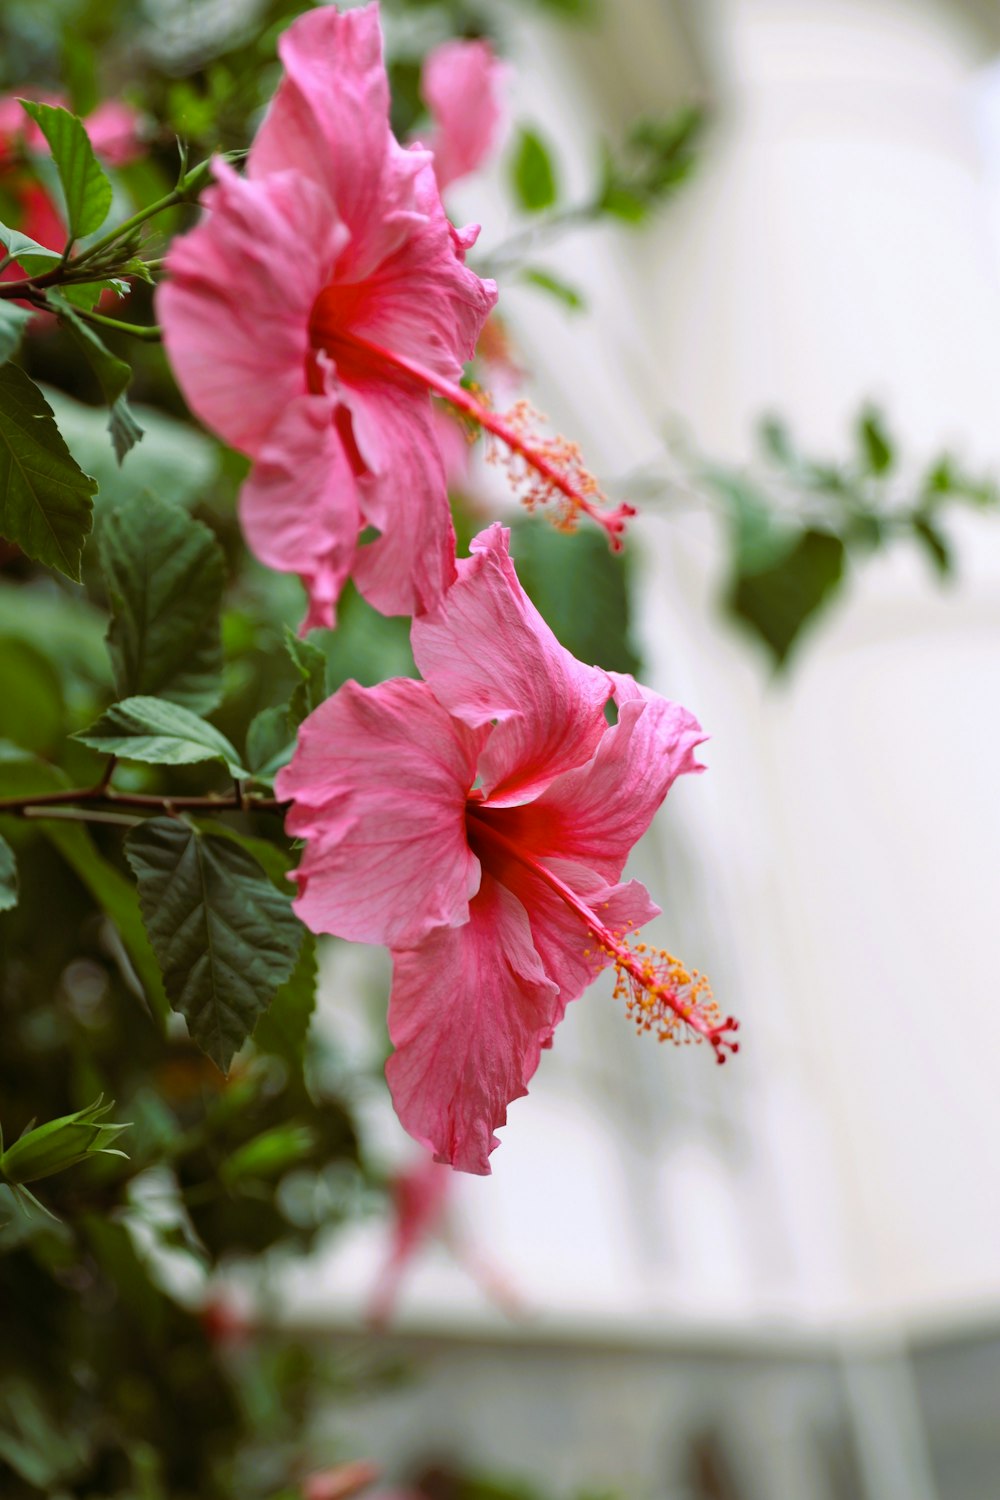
xmin=0 ymin=785 xmax=285 ymax=818
xmin=74 ymin=307 xmax=162 ymax=342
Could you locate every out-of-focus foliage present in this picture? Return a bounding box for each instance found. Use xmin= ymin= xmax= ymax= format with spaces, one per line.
xmin=693 ymin=407 xmax=999 ymax=667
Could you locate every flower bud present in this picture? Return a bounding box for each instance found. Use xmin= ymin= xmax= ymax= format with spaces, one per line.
xmin=0 ymin=1096 xmax=130 ymax=1186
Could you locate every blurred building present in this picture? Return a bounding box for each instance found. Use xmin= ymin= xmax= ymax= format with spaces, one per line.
xmin=279 ymin=3 xmax=1000 ymax=1496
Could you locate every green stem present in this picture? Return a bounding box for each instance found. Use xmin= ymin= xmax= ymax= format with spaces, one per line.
xmin=74 ymin=307 xmax=163 ymax=343
xmin=69 ymin=186 xmax=184 ymax=268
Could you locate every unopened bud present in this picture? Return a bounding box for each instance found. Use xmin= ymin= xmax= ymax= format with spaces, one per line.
xmin=0 ymin=1096 xmax=130 ymax=1186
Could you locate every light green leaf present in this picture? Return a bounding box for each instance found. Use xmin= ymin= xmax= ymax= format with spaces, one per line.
xmin=0 ymin=364 xmax=96 ymax=581
xmin=0 ymin=303 xmax=32 ymax=366
xmin=48 ymin=292 xmax=142 ymax=462
xmin=101 ymin=491 xmax=225 ymax=712
xmin=0 ymin=834 xmax=17 ymax=912
xmin=857 ymin=405 xmax=894 ymax=477
xmin=75 ymin=697 xmax=248 ymax=778
xmin=20 ymin=99 xmax=112 ymax=242
xmin=285 ymin=626 xmax=327 ymax=731
xmin=42 ymin=385 xmax=217 ymax=514
xmin=511 ymin=126 xmax=558 ymax=213
xmin=0 ymin=222 xmax=61 ymax=276
xmin=246 ymin=704 xmax=294 ymax=783
xmin=124 ymin=818 xmax=304 ymax=1072
xmin=519 ymin=267 xmax=584 ymax=310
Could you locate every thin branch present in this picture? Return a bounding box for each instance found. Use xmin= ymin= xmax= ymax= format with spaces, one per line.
xmin=73 ymin=306 xmax=162 ymax=342
xmin=0 ymin=784 xmax=285 ymax=819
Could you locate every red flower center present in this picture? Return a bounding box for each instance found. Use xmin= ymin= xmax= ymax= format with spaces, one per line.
xmin=466 ymin=804 xmax=739 ymax=1063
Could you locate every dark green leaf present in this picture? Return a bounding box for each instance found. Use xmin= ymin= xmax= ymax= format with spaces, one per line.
xmin=246 ymin=704 xmax=294 ymax=783
xmin=0 ymin=364 xmax=96 ymax=580
xmin=101 ymin=490 xmax=225 ymax=712
xmin=0 ymin=303 xmax=32 ymax=366
xmin=75 ymin=697 xmax=248 ymax=777
xmin=704 ymin=467 xmax=792 ymax=571
xmin=124 ymin=818 xmax=304 ymax=1071
xmin=726 ymin=527 xmax=846 ymax=668
xmin=253 ymin=930 xmax=318 ymax=1070
xmin=0 ymin=833 xmax=17 ymax=912
xmin=48 ymin=292 xmax=142 ymax=462
xmin=519 ymin=267 xmax=584 ymax=309
xmin=510 ymin=127 xmax=558 ymax=213
xmin=510 ymin=517 xmax=640 ymax=674
xmin=285 ymin=626 xmax=327 ymax=731
xmin=912 ymin=514 xmax=953 ymax=578
xmin=19 ymin=100 xmax=112 ymax=242
xmin=857 ymin=405 xmax=893 ymax=476
xmin=0 ymin=743 xmax=167 ymax=1020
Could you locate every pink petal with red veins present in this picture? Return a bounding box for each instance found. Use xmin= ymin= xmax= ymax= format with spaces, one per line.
xmin=421 ymin=37 xmax=507 ymax=191
xmin=249 ymin=4 xmax=422 ymax=276
xmin=276 ymin=678 xmax=485 ymax=948
xmin=239 ymin=390 xmax=361 ymax=632
xmin=158 ymin=162 xmax=344 ymax=458
xmin=485 ymin=674 xmax=707 ymax=884
xmin=341 ymin=155 xmax=497 ymax=381
xmin=494 ymin=858 xmax=660 ymax=1035
xmin=385 ymin=875 xmax=560 ymax=1174
xmin=411 ymin=524 xmax=611 ymax=803
xmin=345 ymin=373 xmax=458 ymax=618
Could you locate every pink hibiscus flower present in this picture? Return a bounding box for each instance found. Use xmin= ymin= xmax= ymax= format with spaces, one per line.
xmin=159 ymin=3 xmax=632 ymax=631
xmin=276 ymin=525 xmax=738 ymax=1173
xmin=420 ymin=37 xmax=507 ymax=191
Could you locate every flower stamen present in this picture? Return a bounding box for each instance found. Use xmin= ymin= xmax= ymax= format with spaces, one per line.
xmin=335 ymin=331 xmax=635 ymax=548
xmin=467 ymin=811 xmax=738 ymax=1064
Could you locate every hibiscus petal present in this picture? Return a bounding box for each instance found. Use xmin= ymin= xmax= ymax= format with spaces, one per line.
xmin=485 ymin=674 xmax=706 ymax=883
xmin=159 ymin=162 xmax=344 ymax=456
xmin=385 ymin=874 xmax=560 ymax=1174
xmin=411 ymin=524 xmax=610 ymax=803
xmin=345 ymin=374 xmax=458 ymax=618
xmin=502 ymin=859 xmax=660 ymax=1033
xmin=276 ymin=678 xmax=484 ymax=948
xmin=249 ymin=2 xmax=423 ymax=275
xmin=340 ymin=155 xmax=497 ymax=382
xmin=239 ymin=391 xmax=361 ymax=632
xmin=421 ymin=37 xmax=507 ymax=191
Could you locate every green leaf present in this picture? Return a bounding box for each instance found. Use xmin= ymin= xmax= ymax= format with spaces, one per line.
xmin=19 ymin=100 xmax=112 ymax=242
xmin=511 ymin=126 xmax=558 ymax=213
xmin=75 ymin=697 xmax=248 ymax=778
xmin=285 ymin=626 xmax=327 ymax=731
xmin=705 ymin=467 xmax=792 ymax=571
xmin=510 ymin=517 xmax=640 ymax=674
xmin=0 ymin=302 xmax=32 ymax=366
xmin=48 ymin=292 xmax=142 ymax=462
xmin=726 ymin=527 xmax=846 ymax=668
xmin=58 ymin=277 xmax=128 ymax=310
xmin=221 ymin=1122 xmax=316 ymax=1186
xmin=0 ymin=222 xmax=61 ymax=276
xmin=857 ymin=405 xmax=894 ymax=476
xmin=0 ymin=742 xmax=167 ymax=1021
xmin=246 ymin=704 xmax=294 ymax=783
xmin=253 ymin=929 xmax=317 ymax=1069
xmin=0 ymin=833 xmax=17 ymax=912
xmin=0 ymin=636 xmax=64 ymax=753
xmin=912 ymin=513 xmax=953 ymax=578
xmin=124 ymin=818 xmax=304 ymax=1072
xmin=42 ymin=385 xmax=217 ymax=514
xmin=0 ymin=364 xmax=96 ymax=581
xmin=519 ymin=267 xmax=584 ymax=310
xmin=101 ymin=491 xmax=225 ymax=712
